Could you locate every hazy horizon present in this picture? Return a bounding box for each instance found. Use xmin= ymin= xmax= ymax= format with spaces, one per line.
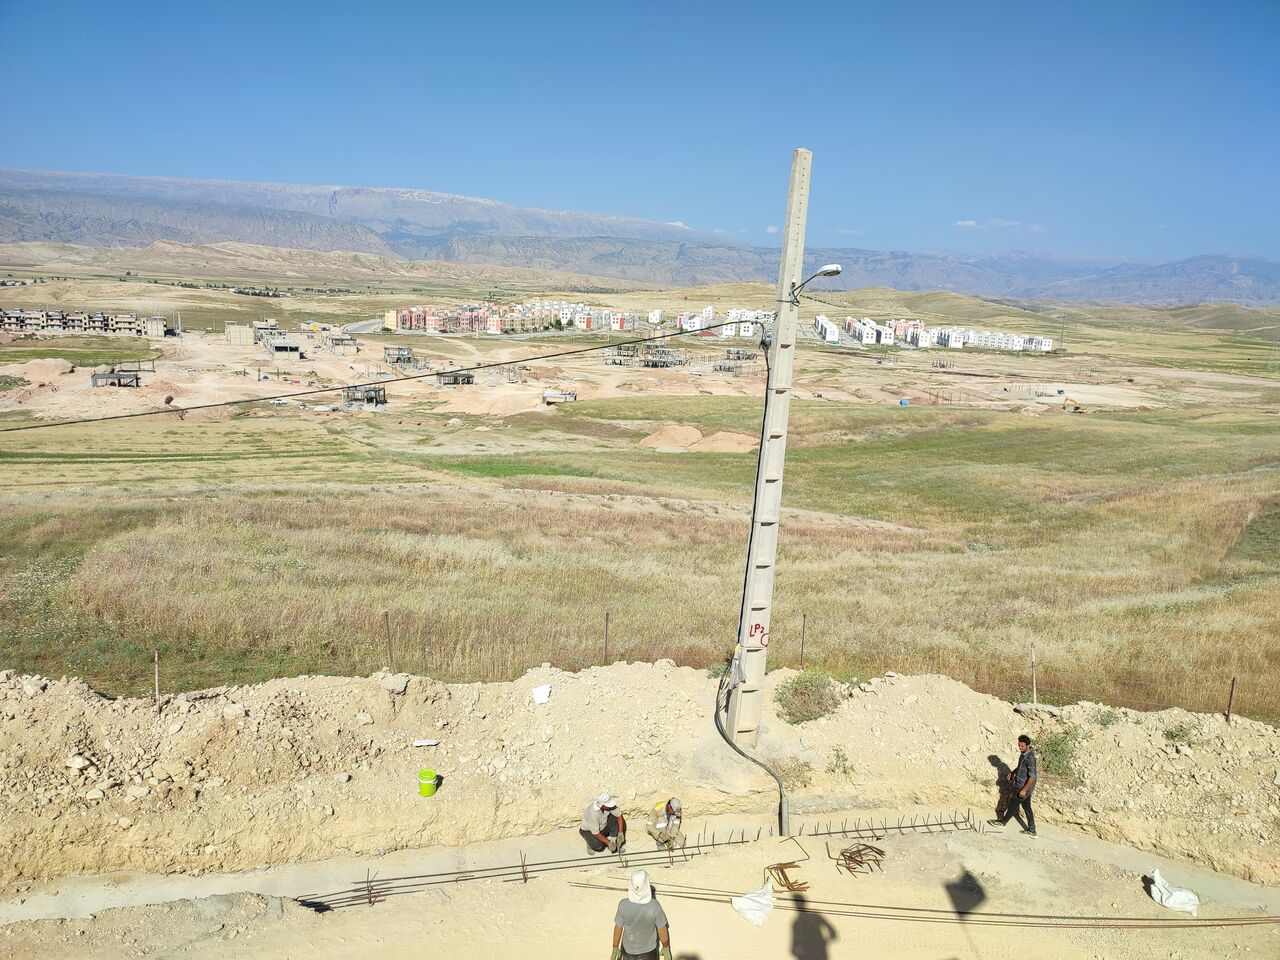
xmin=2 ymin=1 xmax=1276 ymax=261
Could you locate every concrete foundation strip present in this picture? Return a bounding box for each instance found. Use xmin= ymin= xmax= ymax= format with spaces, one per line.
xmin=569 ymin=881 xmax=1280 ymax=930
xmin=297 ymin=810 xmax=978 ymax=911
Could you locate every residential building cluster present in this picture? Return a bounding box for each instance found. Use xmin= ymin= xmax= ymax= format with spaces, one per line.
xmin=677 ymin=306 xmax=772 ymax=339
xmin=841 ymin=315 xmax=1051 ymax=352
xmin=1 ymin=308 xmax=175 ymax=338
xmin=378 ymin=297 xmax=1052 ymax=354
xmin=384 ymin=303 xmax=504 ymax=334
xmin=384 ymin=299 xmax=653 ymax=334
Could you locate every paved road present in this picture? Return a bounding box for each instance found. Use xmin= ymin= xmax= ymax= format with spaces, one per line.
xmin=343 ymin=318 xmax=385 ymax=334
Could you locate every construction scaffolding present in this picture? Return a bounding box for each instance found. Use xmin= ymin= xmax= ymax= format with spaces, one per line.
xmin=90 ymin=370 xmax=141 ymax=388
xmin=437 ymin=370 xmax=474 ymax=387
xmin=341 ymin=384 xmax=387 ymax=407
xmin=603 ymin=343 xmax=640 ymax=366
xmin=711 ymin=347 xmax=760 ymax=377
xmin=115 ymin=359 xmax=157 ymax=373
xmin=639 ymin=343 xmax=690 ymax=368
xmin=325 ymin=333 xmax=359 ymax=355
xmin=497 ymin=364 xmax=533 ymax=383
xmin=384 ymin=346 xmax=416 ymax=365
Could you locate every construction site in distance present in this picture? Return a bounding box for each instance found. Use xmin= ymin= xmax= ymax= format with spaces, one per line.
xmin=4 ymin=0 xmax=1280 ymax=944
xmin=1 ymin=149 xmax=1278 ymax=960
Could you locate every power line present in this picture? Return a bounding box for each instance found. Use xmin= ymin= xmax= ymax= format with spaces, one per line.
xmin=0 ymin=320 xmax=744 ymax=435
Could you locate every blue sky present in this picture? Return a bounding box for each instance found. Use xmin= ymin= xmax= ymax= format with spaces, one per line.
xmin=1 ymin=1 xmax=1277 ymax=259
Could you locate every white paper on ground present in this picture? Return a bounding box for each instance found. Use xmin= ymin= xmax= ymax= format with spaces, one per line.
xmin=731 ymin=878 xmax=775 ymax=926
xmin=531 ymin=684 xmax=552 ymax=705
xmin=412 ymin=739 xmax=440 ymax=747
xmin=1149 ymin=868 xmax=1199 ymax=917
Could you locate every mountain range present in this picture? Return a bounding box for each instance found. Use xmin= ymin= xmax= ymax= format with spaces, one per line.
xmin=2 ymin=169 xmax=1277 ymax=306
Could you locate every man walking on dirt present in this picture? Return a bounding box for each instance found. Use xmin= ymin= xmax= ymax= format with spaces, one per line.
xmin=989 ymin=734 xmax=1037 ymax=836
xmin=610 ymin=869 xmax=672 ymax=960
xmin=581 ymin=792 xmax=627 ymax=853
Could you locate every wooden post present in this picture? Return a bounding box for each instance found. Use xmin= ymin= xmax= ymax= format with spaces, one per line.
xmin=1226 ymin=676 xmax=1237 ymax=724
xmin=1030 ymin=639 xmax=1038 ymax=706
xmin=800 ymin=613 xmax=807 ymax=670
xmin=383 ymin=610 xmax=394 ymax=672
xmin=604 ymin=610 xmax=610 ymax=664
xmin=153 ymin=649 xmax=160 ymax=710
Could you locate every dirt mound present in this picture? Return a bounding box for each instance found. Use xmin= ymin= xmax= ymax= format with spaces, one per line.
xmin=0 ymin=358 xmax=75 ymax=381
xmin=689 ymin=431 xmax=757 ymax=453
xmin=639 ymin=425 xmax=702 ymax=449
xmin=0 ymin=667 xmax=1275 ymax=888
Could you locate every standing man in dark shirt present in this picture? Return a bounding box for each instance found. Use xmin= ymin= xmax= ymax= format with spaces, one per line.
xmin=989 ymin=734 xmax=1038 ymax=836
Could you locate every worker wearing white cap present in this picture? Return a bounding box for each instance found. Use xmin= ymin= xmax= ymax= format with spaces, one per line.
xmin=580 ymin=792 xmax=627 ymax=853
xmin=645 ymin=797 xmax=684 ymax=850
xmin=610 ymin=869 xmax=672 ymax=960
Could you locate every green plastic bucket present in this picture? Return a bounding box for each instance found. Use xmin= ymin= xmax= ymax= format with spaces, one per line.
xmin=418 ymin=769 xmax=439 ymax=798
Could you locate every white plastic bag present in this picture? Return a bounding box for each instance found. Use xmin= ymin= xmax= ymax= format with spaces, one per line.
xmin=731 ymin=877 xmax=775 ymax=926
xmin=531 ymin=684 xmax=551 ymax=705
xmin=1149 ymin=869 xmax=1199 ymax=917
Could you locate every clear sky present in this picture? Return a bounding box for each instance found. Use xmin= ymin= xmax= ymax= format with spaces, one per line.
xmin=1 ymin=0 xmax=1276 ymax=259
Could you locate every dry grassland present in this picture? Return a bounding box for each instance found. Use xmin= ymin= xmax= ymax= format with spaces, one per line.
xmin=3 ymin=396 xmax=1276 ymax=721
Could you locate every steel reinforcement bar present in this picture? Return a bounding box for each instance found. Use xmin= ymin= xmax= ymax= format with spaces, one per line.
xmin=296 ymin=811 xmax=978 ymax=911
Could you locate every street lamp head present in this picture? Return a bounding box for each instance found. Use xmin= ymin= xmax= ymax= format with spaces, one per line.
xmin=816 ymin=263 xmax=843 ymax=277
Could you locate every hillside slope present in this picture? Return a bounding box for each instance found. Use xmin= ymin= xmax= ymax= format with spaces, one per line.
xmin=3 ymin=170 xmax=1278 ymax=304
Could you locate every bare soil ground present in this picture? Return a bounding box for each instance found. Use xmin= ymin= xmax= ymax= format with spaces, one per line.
xmin=1 ymin=666 xmax=1277 ymax=959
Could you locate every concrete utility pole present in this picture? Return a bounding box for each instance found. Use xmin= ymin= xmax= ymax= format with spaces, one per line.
xmin=726 ymin=148 xmax=812 ymax=748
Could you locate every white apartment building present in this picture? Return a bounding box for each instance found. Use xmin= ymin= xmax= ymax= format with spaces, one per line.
xmin=844 ymin=316 xmax=876 ymax=345
xmin=700 ymin=305 xmax=714 ymax=321
xmin=971 ymin=331 xmax=1025 ymax=351
xmin=648 ymin=309 xmax=663 ymax=325
xmin=814 ymin=315 xmax=841 ymax=344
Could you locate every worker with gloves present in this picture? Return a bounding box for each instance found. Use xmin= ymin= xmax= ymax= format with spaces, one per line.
xmin=610 ymin=869 xmax=672 ymax=960
xmin=645 ymin=797 xmax=684 ymax=850
xmin=581 ymin=792 xmax=627 ymax=853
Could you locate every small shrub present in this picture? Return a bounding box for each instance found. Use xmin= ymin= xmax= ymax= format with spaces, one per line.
xmin=1163 ymin=721 xmax=1198 ymax=746
xmin=1036 ymin=726 xmax=1082 ymax=781
xmin=770 ymin=757 xmax=814 ymax=790
xmin=775 ymin=670 xmax=843 ymax=724
xmin=1095 ymin=709 xmax=1119 ymax=727
xmin=706 ymin=659 xmax=730 ymax=680
xmin=827 ymin=746 xmax=853 ymax=776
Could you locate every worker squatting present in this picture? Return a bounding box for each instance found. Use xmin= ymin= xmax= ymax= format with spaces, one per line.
xmin=579 ymin=793 xmax=683 ymax=959
xmin=580 ymin=793 xmax=684 ymax=854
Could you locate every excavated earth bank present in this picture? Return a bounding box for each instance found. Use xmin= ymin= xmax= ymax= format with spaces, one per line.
xmin=0 ymin=664 xmax=1276 ymax=889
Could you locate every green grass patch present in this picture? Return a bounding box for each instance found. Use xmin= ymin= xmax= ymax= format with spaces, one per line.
xmin=433 ymin=455 xmax=602 ymax=479
xmin=1036 ymin=727 xmax=1082 ymax=781
xmin=1226 ymin=500 xmax=1280 ymax=567
xmin=775 ymin=669 xmax=844 ymax=724
xmin=0 ymin=336 xmax=161 ymax=367
xmin=1163 ymin=721 xmax=1199 ymax=746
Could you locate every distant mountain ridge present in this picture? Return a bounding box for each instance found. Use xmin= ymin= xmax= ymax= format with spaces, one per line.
xmin=2 ymin=169 xmax=1277 ymax=305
